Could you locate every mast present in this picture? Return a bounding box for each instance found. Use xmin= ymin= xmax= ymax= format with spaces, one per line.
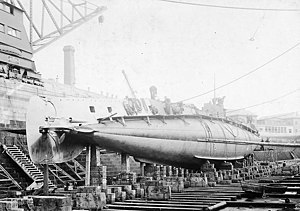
xmin=214 ymin=73 xmax=216 ymax=100
xmin=122 ymin=70 xmax=137 ymax=99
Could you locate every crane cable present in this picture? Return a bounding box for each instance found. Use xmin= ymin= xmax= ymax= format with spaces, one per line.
xmin=225 ymin=88 xmax=300 ymax=114
xmin=178 ymin=41 xmax=300 ymax=103
xmin=157 ymin=0 xmax=300 ymax=12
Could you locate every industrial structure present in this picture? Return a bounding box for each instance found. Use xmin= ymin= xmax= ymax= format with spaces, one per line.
xmin=0 ymin=0 xmax=112 ymax=194
xmin=256 ymin=112 xmax=300 ymax=137
xmin=1 ymin=1 xmax=300 ymax=210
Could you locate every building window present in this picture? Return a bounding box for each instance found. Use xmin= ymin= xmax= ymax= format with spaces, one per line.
xmin=7 ymin=26 xmax=20 ymax=38
xmin=89 ymin=106 xmax=95 ymax=113
xmin=0 ymin=23 xmax=4 ymax=33
xmin=289 ymin=129 xmax=292 ymax=133
xmin=1 ymin=3 xmax=13 ymax=14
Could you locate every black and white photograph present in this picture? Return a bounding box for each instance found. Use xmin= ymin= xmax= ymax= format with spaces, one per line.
xmin=0 ymin=0 xmax=300 ymax=210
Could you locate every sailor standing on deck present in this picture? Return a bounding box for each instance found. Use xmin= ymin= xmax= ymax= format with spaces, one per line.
xmin=164 ymin=96 xmax=171 ymax=115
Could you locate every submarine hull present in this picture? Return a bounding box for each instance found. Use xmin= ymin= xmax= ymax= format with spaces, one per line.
xmin=26 ymin=96 xmax=260 ymax=169
xmin=88 ymin=116 xmax=259 ymax=169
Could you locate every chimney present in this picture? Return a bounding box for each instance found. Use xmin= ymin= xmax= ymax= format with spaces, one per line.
xmin=63 ymin=45 xmax=75 ymax=86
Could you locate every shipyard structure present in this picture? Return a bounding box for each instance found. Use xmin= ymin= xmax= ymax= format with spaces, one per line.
xmin=1 ymin=1 xmax=300 ymax=211
xmin=0 ymin=0 xmax=253 ymax=191
xmin=0 ymin=0 xmax=135 ymax=195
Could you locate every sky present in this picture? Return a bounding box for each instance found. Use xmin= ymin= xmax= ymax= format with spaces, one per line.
xmin=32 ymin=0 xmax=300 ymax=117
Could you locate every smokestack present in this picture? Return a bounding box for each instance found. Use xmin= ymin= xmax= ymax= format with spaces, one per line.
xmin=63 ymin=45 xmax=75 ymax=86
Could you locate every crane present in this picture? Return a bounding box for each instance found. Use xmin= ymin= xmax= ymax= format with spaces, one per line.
xmin=10 ymin=0 xmax=106 ymax=53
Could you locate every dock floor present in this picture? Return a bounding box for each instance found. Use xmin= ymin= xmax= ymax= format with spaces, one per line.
xmin=105 ymin=177 xmax=300 ymax=211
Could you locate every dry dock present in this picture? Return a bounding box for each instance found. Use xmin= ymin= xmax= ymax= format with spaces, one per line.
xmin=1 ymin=160 xmax=300 ymax=210
xmin=105 ymin=183 xmax=298 ymax=211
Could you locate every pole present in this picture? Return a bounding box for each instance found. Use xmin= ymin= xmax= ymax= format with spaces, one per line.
xmin=43 ymin=163 xmax=49 ymax=195
xmin=122 ymin=70 xmax=137 ymax=99
xmin=213 ymin=73 xmax=216 ymax=101
xmin=85 ymin=145 xmax=91 ymax=186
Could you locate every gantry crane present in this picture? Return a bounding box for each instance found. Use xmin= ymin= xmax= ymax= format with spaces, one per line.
xmin=9 ymin=0 xmax=106 ymax=53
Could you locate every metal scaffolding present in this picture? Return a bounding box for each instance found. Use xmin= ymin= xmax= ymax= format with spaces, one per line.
xmin=10 ymin=0 xmax=106 ymax=53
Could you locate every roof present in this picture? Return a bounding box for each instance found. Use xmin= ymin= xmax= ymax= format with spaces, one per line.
xmin=258 ymin=112 xmax=300 ymax=121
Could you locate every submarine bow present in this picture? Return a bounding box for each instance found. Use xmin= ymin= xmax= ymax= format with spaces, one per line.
xmin=26 ymin=96 xmax=87 ymax=164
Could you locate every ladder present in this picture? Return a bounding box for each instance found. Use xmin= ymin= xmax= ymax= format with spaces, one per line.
xmin=3 ymin=145 xmax=55 ymax=190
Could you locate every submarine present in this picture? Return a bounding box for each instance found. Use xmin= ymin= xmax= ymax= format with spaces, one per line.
xmin=26 ymin=95 xmax=263 ymax=169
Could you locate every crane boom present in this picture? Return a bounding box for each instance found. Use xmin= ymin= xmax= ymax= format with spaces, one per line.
xmin=14 ymin=0 xmax=106 ymax=53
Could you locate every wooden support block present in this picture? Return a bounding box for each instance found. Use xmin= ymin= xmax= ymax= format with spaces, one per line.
xmin=106 ymin=193 xmax=115 ymax=204
xmin=75 ymin=191 xmax=106 ymax=210
xmin=136 ymin=188 xmax=145 ymax=198
xmin=208 ymin=182 xmax=216 ymax=187
xmin=219 ymin=180 xmax=232 ymax=185
xmin=121 ymin=191 xmax=126 ymax=202
xmin=0 ymin=201 xmax=18 ymax=210
xmin=31 ymin=196 xmax=72 ymax=211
